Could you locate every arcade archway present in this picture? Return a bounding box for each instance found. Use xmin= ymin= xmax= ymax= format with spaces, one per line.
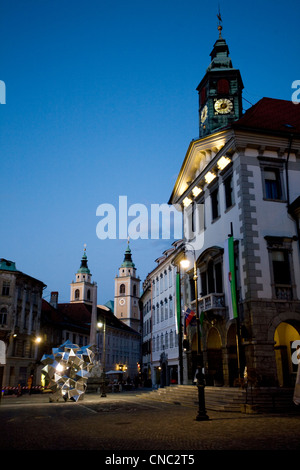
xmin=206 ymin=327 xmax=223 ymax=385
xmin=274 ymin=321 xmax=300 ymax=387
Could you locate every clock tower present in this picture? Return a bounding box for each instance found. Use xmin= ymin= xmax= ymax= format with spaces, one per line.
xmin=197 ymin=21 xmax=244 ymax=138
xmin=114 ymin=241 xmax=141 ymax=333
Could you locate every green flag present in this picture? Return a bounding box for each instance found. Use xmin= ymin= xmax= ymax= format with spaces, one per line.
xmin=199 ymin=311 xmax=204 ymax=336
xmin=228 ymin=235 xmax=238 ymax=319
xmin=176 ymin=272 xmax=181 ymax=333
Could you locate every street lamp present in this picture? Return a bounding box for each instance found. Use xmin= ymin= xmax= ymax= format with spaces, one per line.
xmin=97 ymin=318 xmax=106 ymax=397
xmin=180 ymin=248 xmax=209 ymax=421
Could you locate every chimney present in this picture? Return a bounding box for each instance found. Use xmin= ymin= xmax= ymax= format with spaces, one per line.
xmin=50 ymin=291 xmax=59 ymax=309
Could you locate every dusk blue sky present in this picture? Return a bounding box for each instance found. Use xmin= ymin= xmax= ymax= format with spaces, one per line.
xmin=1 ymin=0 xmax=299 ymax=305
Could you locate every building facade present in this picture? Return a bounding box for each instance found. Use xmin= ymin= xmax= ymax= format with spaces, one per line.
xmin=140 ymin=240 xmax=184 ymax=387
xmin=96 ymin=304 xmax=141 ymax=382
xmin=169 ymin=25 xmax=300 ymax=387
xmin=0 ymin=258 xmax=46 ymax=389
xmin=139 ymin=277 xmax=152 ymax=385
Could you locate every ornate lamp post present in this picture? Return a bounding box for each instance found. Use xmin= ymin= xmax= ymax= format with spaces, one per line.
xmin=180 ymin=249 xmax=209 ymax=421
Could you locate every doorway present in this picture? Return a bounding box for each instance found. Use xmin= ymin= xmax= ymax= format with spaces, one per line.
xmin=207 ymin=327 xmax=223 ymax=386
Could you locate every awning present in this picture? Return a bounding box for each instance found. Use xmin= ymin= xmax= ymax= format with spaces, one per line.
xmin=105 ymin=370 xmax=125 ymax=375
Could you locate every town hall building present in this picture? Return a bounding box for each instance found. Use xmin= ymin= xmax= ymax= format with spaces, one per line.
xmin=169 ymin=22 xmax=300 ymax=388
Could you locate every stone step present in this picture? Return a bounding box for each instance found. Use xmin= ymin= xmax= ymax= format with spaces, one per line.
xmin=138 ymin=385 xmax=294 ymax=412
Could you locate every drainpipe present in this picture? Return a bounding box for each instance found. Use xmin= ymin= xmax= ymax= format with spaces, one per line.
xmin=285 ymin=133 xmax=300 ymax=252
xmin=285 ymin=133 xmax=293 ymax=207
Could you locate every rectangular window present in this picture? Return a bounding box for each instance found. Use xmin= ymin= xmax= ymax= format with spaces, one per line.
xmin=0 ymin=308 xmax=7 ymax=324
xmin=224 ymin=174 xmax=234 ymax=209
xmin=2 ymin=281 xmax=10 ymax=296
xmin=268 ymin=245 xmax=293 ymax=300
xmin=169 ymin=269 xmax=172 ymax=287
xmin=264 ymin=169 xmax=282 ymax=200
xmin=211 ymin=188 xmax=219 ymax=220
xmin=169 ymin=298 xmax=173 ymax=318
xmin=191 ymin=201 xmax=196 ymax=234
xmin=189 ymin=277 xmax=195 ymax=301
xmin=160 ymin=303 xmax=164 ymax=322
xmin=215 ymin=262 xmax=223 ymax=293
xmin=201 ymin=272 xmax=207 ymax=296
xmin=272 ymin=250 xmax=290 ymax=285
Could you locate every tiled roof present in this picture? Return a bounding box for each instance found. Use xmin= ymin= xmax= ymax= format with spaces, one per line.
xmin=41 ymin=299 xmax=140 ymax=336
xmin=233 ymin=97 xmax=300 ymax=136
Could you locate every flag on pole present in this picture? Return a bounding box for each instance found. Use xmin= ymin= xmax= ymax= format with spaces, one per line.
xmin=184 ymin=307 xmax=196 ymax=328
xmin=224 ymin=235 xmax=238 ymax=319
xmin=176 ymin=272 xmax=181 ymax=333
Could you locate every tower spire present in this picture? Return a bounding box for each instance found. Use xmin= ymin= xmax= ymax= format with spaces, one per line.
xmin=78 ymin=243 xmax=90 ymax=274
xmin=217 ymin=5 xmax=223 ymax=38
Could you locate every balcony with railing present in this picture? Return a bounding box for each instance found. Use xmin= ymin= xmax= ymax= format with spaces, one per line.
xmin=191 ymin=293 xmax=226 ymax=314
xmin=275 ymin=285 xmax=293 ymax=301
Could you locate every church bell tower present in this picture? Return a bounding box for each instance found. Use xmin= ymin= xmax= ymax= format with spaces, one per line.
xmin=114 ymin=241 xmax=141 ymax=333
xmin=70 ymin=245 xmax=97 ymax=305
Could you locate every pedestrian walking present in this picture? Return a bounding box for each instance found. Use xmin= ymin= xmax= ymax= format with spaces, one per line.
xmin=27 ymin=375 xmax=33 ymax=395
xmin=293 ymin=345 xmax=300 ymax=405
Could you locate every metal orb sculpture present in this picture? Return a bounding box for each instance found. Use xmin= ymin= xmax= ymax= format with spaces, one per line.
xmin=41 ymin=340 xmax=95 ymax=402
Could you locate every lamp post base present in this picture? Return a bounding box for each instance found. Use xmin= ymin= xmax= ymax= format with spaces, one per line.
xmin=196 ymin=382 xmax=209 ymax=421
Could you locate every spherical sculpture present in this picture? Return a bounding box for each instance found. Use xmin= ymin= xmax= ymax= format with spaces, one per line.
xmin=41 ymin=340 xmax=95 ymax=402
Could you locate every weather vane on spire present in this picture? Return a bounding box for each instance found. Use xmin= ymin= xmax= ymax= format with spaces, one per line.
xmin=217 ymin=4 xmax=223 ymax=38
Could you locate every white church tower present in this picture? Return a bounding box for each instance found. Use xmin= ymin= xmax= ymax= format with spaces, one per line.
xmin=114 ymin=241 xmax=141 ymax=333
xmin=70 ymin=245 xmax=98 ymax=345
xmin=70 ymin=245 xmax=97 ymax=305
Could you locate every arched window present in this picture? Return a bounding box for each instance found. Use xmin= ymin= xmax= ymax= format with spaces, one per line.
xmin=87 ymin=289 xmax=91 ymax=301
xmin=133 ymin=285 xmax=136 ymax=296
xmin=120 ymin=284 xmax=125 ymax=294
xmin=75 ymin=289 xmax=80 ymax=300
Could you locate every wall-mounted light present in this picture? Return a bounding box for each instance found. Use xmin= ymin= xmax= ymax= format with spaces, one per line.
xmin=192 ymin=186 xmax=202 ymax=197
xmin=183 ymin=197 xmax=192 ymax=207
xmin=205 ymin=171 xmax=216 ymax=184
xmin=217 ymin=156 xmax=231 ymax=170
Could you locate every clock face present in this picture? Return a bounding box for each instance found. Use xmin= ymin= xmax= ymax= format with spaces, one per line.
xmin=119 ymin=298 xmax=125 ymax=306
xmin=200 ymin=105 xmax=208 ymax=123
xmin=214 ymin=98 xmax=233 ymax=114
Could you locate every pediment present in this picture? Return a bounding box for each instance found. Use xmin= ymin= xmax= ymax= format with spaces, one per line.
xmin=169 ymin=129 xmax=235 ymax=206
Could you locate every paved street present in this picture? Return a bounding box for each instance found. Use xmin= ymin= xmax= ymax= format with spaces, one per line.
xmin=1 ymin=390 xmax=300 ymax=460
